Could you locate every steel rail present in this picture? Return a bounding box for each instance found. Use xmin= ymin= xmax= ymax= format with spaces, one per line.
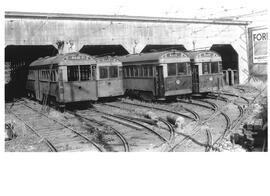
xmin=170 ymin=98 xmax=218 ymax=151
xmin=119 ymin=101 xmax=196 ymax=121
xmin=158 ymin=118 xmax=176 ymax=144
xmin=66 ymin=110 xmax=130 ymax=152
xmin=21 ymin=100 xmax=103 ymax=152
xmin=102 ymin=102 xmax=185 ymax=149
xmin=203 ymin=96 xmax=232 ymax=147
xmin=7 ymin=108 xmax=57 ymax=152
xmin=93 ymin=108 xmax=172 ymax=150
xmin=101 ymin=103 xmax=175 ymax=148
xmin=212 ymin=91 xmax=250 ymax=105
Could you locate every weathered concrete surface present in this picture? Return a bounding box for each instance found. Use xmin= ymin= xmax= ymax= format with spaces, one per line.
xmin=5 ymin=11 xmax=250 ymax=83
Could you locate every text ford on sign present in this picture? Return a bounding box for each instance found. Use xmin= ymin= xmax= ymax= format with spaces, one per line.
xmin=252 ymin=29 xmax=268 ymax=64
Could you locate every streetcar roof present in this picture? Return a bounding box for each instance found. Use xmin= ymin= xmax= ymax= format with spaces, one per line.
xmin=29 ymin=52 xmax=96 ymax=67
xmin=119 ymin=50 xmax=189 ymax=63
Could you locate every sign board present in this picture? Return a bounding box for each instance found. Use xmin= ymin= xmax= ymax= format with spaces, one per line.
xmin=252 ymin=28 xmax=268 ymax=63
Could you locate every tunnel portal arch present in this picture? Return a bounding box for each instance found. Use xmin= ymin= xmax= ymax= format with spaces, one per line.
xmin=141 ymin=44 xmax=186 ymax=53
xmin=5 ymin=45 xmax=58 ymax=99
xmin=79 ymin=45 xmax=129 ymax=57
xmin=211 ymin=44 xmax=239 ymax=85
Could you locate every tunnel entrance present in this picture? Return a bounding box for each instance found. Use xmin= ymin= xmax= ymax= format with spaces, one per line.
xmin=79 ymin=45 xmax=129 ymax=56
xmin=210 ymin=44 xmax=239 ymax=85
xmin=141 ymin=44 xmax=186 ymax=53
xmin=5 ymin=45 xmax=58 ymax=100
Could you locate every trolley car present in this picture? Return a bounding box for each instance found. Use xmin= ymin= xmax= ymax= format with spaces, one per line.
xmin=185 ymin=50 xmax=223 ymax=94
xmin=26 ymin=52 xmax=98 ymax=108
xmin=96 ymin=56 xmax=124 ymax=98
xmin=121 ymin=50 xmax=192 ymax=100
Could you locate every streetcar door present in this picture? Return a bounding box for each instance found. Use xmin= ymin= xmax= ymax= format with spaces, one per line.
xmin=155 ymin=66 xmax=165 ymax=97
xmin=191 ymin=64 xmax=199 ymax=94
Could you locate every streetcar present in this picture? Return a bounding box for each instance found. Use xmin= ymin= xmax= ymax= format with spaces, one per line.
xmin=26 ymin=52 xmax=98 ymax=108
xmin=184 ymin=50 xmax=223 ymax=94
xmin=96 ymin=56 xmax=124 ymax=98
xmin=120 ymin=50 xmax=192 ymax=100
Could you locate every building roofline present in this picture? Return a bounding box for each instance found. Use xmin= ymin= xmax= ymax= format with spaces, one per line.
xmin=5 ymin=11 xmax=250 ymax=26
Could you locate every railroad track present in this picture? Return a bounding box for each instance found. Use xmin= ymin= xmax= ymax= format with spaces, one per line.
xmin=66 ymin=109 xmax=130 ymax=152
xmin=212 ymin=91 xmax=250 ymax=105
xmin=206 ymin=93 xmax=248 ymax=140
xmin=194 ymin=98 xmax=232 ymax=150
xmin=119 ymin=100 xmax=197 ymax=121
xmin=7 ymin=100 xmax=103 ymax=152
xmin=101 ymin=102 xmax=176 ymax=144
xmin=170 ymin=98 xmax=217 ymax=151
xmin=205 ymin=129 xmax=213 ymax=152
xmin=92 ymin=104 xmax=173 ymax=151
xmin=207 ymin=94 xmax=244 ymax=127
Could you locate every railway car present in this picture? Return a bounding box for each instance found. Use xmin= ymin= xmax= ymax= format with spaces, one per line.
xmin=96 ymin=56 xmax=124 ymax=98
xmin=26 ymin=52 xmax=98 ymax=108
xmin=120 ymin=50 xmax=192 ymax=100
xmin=185 ymin=50 xmax=223 ymax=94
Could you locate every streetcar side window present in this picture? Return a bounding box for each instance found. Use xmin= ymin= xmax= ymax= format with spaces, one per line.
xmin=28 ymin=70 xmax=35 ymax=80
xmin=50 ymin=71 xmax=55 ymax=81
xmin=92 ymin=65 xmax=96 ymax=80
xmin=46 ymin=70 xmax=50 ymax=80
xmin=54 ymin=70 xmax=58 ymax=81
xmin=186 ymin=63 xmax=191 ymax=75
xmin=138 ymin=66 xmax=143 ymax=77
xmin=99 ymin=66 xmax=109 ymax=79
xmin=134 ymin=66 xmax=139 ymax=77
xmin=67 ymin=66 xmax=79 ymax=81
xmin=130 ymin=67 xmax=134 ymax=77
xmin=41 ymin=70 xmax=46 ymax=80
xmin=167 ymin=63 xmax=177 ymax=76
xmin=148 ymin=66 xmax=153 ymax=77
xmin=123 ymin=67 xmax=126 ymax=77
xmin=143 ymin=66 xmax=148 ymax=77
xmin=126 ymin=67 xmax=130 ymax=77
xmin=80 ymin=65 xmax=90 ymax=81
xmin=118 ymin=67 xmax=122 ymax=78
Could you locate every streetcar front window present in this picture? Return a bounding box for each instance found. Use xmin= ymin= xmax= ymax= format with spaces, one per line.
xmin=211 ymin=62 xmax=219 ymax=74
xmin=218 ymin=62 xmax=222 ymax=72
xmin=202 ymin=62 xmax=210 ymax=74
xmin=80 ymin=65 xmax=90 ymax=81
xmin=99 ymin=66 xmax=108 ymax=79
xmin=67 ymin=66 xmax=79 ymax=81
xmin=177 ymin=63 xmax=187 ymax=75
xmin=167 ymin=63 xmax=176 ymax=76
xmin=109 ymin=66 xmax=118 ymax=78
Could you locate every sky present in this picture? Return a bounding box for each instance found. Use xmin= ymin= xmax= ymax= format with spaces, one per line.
xmin=2 ymin=0 xmax=268 ymax=20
